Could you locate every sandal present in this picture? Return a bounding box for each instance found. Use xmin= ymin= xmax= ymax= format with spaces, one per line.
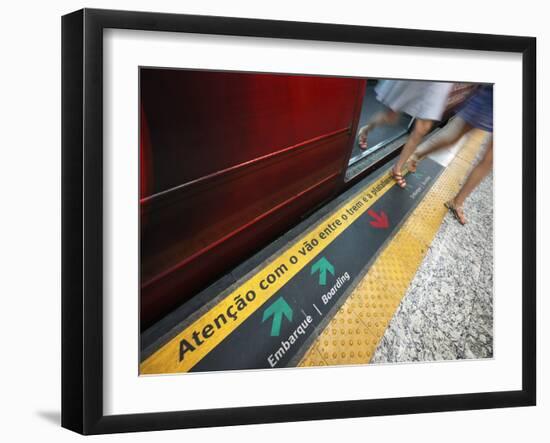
xmin=357 ymin=124 xmax=372 ymax=151
xmin=391 ymin=168 xmax=407 ymax=189
xmin=444 ymin=200 xmax=466 ymax=225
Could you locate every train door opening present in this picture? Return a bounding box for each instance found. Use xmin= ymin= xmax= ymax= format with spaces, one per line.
xmin=345 ymin=79 xmax=413 ymax=182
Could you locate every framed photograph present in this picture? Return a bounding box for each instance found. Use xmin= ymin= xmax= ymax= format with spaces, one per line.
xmin=61 ymin=8 xmax=536 ymax=434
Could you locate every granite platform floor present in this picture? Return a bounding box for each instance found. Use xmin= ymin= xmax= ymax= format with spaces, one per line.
xmin=371 ymin=170 xmax=494 ymax=363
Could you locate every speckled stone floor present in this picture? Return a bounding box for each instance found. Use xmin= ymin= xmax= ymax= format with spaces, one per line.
xmin=371 ymin=170 xmax=494 ymax=363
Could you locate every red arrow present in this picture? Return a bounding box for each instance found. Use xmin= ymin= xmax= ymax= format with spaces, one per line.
xmin=367 ymin=209 xmax=389 ymax=229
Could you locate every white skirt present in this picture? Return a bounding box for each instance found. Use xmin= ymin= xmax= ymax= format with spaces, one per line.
xmin=375 ymin=80 xmax=453 ymax=121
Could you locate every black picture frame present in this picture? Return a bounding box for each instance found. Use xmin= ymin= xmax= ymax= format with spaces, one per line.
xmin=61 ymin=8 xmax=536 ymax=435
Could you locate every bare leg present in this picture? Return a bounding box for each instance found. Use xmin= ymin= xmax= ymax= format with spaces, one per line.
xmin=358 ymin=110 xmax=399 ymax=150
xmin=391 ymin=118 xmax=433 ymax=187
xmin=454 ymin=137 xmax=493 ymax=207
xmin=412 ymin=118 xmax=473 ymax=165
xmin=447 ymin=137 xmax=493 ymax=224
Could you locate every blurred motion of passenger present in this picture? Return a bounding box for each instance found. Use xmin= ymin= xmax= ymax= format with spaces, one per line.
xmin=408 ymin=84 xmax=494 ymax=225
xmin=357 ymin=80 xmax=454 ymax=188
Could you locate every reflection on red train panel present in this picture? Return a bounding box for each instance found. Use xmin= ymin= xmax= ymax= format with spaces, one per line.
xmin=140 ymin=69 xmax=365 ymax=329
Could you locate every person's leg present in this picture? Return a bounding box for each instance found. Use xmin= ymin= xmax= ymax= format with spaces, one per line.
xmin=391 ymin=118 xmax=433 ymax=187
xmin=446 ymin=136 xmax=493 ymax=224
xmin=409 ymin=118 xmax=473 ymax=172
xmin=358 ymin=110 xmax=399 ymax=150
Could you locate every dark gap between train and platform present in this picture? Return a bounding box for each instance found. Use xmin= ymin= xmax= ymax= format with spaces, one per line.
xmin=141 ymin=156 xmax=445 ymax=372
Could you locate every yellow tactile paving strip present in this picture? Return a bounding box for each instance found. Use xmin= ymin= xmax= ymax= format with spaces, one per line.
xmin=298 ymin=129 xmax=487 ymax=367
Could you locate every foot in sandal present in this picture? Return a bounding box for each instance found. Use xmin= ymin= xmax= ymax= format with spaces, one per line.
xmin=444 ymin=199 xmax=466 ymax=225
xmin=357 ymin=124 xmax=372 ymax=150
xmin=391 ymin=167 xmax=407 ymax=189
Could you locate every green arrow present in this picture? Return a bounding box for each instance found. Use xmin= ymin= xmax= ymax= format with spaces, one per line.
xmin=262 ymin=297 xmax=293 ymax=336
xmin=311 ymin=256 xmax=335 ymax=285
